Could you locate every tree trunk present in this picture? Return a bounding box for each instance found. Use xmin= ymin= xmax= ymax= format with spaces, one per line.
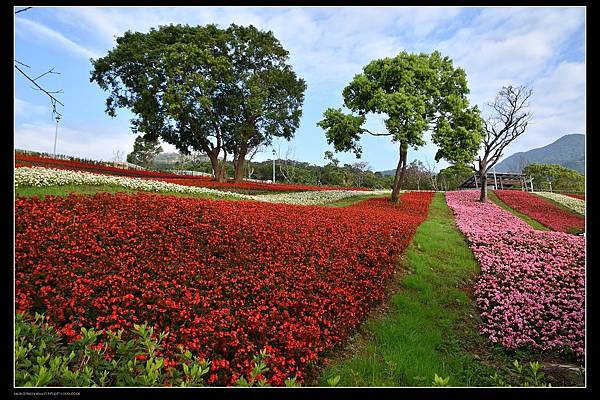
xmin=391 ymin=144 xmax=408 ymax=203
xmin=207 ymin=151 xmax=226 ymax=183
xmin=479 ymin=171 xmax=488 ymax=202
xmin=232 ymin=146 xmax=248 ymax=183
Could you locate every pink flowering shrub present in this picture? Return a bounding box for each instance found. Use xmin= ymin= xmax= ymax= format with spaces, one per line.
xmin=446 ymin=190 xmax=585 ymax=360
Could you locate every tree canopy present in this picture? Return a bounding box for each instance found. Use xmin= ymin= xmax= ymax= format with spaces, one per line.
xmin=91 ymin=23 xmax=306 ymax=182
xmin=126 ymin=136 xmax=163 ymax=167
xmin=523 ymin=163 xmax=584 ymax=193
xmin=317 ymin=50 xmax=482 ymax=202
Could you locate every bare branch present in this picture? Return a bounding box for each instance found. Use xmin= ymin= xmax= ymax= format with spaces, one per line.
xmin=15 ymin=7 xmax=33 ymax=14
xmin=15 ymin=60 xmax=31 ymax=68
xmin=362 ymin=127 xmax=393 ymax=137
xmin=15 ymin=65 xmax=64 ymax=109
xmin=32 ymin=67 xmax=61 ymax=82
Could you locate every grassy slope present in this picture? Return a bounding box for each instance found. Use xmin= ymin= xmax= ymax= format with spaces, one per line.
xmin=487 ymin=191 xmax=550 ymax=231
xmin=323 ymin=193 xmax=389 ymax=207
xmin=317 ymin=192 xmax=497 ymax=387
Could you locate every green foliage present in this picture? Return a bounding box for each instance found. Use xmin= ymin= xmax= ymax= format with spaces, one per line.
xmin=436 ymin=164 xmax=475 ymax=191
xmin=432 ymin=373 xmax=450 ymax=386
xmin=91 ymin=23 xmax=306 ymax=178
xmin=15 ymin=313 xmax=210 ymax=387
xmin=326 ymin=375 xmax=341 ymax=387
xmin=127 ymin=135 xmax=163 ymax=167
xmin=523 ymin=163 xmax=584 ymax=192
xmin=317 ymin=50 xmax=482 ymax=166
xmin=490 ymin=360 xmax=551 ymax=387
xmin=15 ymin=313 xmax=296 ymax=387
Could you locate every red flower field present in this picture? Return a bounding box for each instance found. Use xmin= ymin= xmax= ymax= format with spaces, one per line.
xmin=15 ymin=191 xmax=433 ymax=386
xmin=494 ymin=190 xmax=585 ymax=233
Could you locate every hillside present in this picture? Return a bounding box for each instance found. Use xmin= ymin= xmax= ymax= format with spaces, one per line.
xmin=495 ymin=134 xmax=585 ymax=174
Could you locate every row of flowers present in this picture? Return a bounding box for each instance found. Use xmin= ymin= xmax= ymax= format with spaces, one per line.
xmin=534 ymin=192 xmax=585 ymax=216
xmin=16 ymin=153 xmax=371 ymax=192
xmin=564 ymin=193 xmax=585 ymax=201
xmin=16 ymin=153 xmax=183 ymax=179
xmin=14 ymin=166 xmax=389 ymax=206
xmin=15 ymin=191 xmax=434 ymax=385
xmin=446 ymin=190 xmax=585 ymax=360
xmin=156 ymin=178 xmax=371 ymax=193
xmin=493 ymin=190 xmax=585 ymax=233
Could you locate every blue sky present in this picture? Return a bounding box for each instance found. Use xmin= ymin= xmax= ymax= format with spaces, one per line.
xmin=14 ymin=6 xmax=585 ymax=172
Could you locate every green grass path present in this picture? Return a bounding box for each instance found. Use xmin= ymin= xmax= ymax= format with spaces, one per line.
xmin=317 ymin=192 xmax=497 ymax=387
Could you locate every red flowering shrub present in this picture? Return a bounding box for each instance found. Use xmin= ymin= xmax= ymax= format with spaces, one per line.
xmin=15 ymin=192 xmax=433 ymax=386
xmin=494 ymin=190 xmax=584 ymax=233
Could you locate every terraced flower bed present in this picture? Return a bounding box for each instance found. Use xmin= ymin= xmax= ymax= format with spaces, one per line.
xmin=15 ymin=166 xmax=387 ymax=205
xmin=493 ymin=190 xmax=584 ymax=233
xmin=446 ymin=190 xmax=585 ymax=361
xmin=15 ymin=191 xmax=433 ymax=386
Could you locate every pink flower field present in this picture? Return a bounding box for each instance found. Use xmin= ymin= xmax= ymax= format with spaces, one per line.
xmin=446 ymin=190 xmax=585 ymax=360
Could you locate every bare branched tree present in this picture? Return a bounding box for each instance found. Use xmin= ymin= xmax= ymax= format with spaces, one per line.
xmin=278 ymin=144 xmax=298 ymax=183
xmin=350 ymin=161 xmax=370 ymax=186
xmin=246 ymin=145 xmax=262 ymax=179
xmin=113 ymin=149 xmax=125 ymax=164
xmin=475 ymin=85 xmax=533 ymax=202
xmin=424 ymin=159 xmax=439 ymax=191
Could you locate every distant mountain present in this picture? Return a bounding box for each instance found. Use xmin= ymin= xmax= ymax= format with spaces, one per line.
xmin=494 ymin=133 xmax=585 ymax=174
xmin=379 ymin=169 xmax=396 ymax=176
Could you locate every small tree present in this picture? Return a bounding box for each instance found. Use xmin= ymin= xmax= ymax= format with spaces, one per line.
xmin=317 ymin=51 xmax=482 ymax=202
xmin=476 ymin=85 xmax=533 ymax=202
xmin=127 ymin=136 xmax=164 ymax=167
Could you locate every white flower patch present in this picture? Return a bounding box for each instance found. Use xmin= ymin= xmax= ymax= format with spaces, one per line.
xmin=254 ymin=189 xmax=391 ymax=205
xmin=14 ymin=166 xmax=391 ymax=206
xmin=535 ymin=192 xmax=585 ymax=216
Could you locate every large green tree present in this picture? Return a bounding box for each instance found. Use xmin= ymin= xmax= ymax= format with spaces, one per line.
xmin=91 ymin=24 xmax=306 ymax=183
xmin=126 ymin=135 xmax=163 ymax=167
xmin=317 ymin=51 xmax=482 ymax=202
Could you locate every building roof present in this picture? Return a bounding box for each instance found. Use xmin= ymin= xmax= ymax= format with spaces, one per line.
xmin=458 ymin=172 xmax=526 ymax=189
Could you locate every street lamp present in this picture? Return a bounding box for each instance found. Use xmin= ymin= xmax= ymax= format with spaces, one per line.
xmin=53 ymin=114 xmax=61 ymax=156
xmin=272 ymin=149 xmax=276 ymax=183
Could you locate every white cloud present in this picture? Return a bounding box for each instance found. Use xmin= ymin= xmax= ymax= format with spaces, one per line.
xmin=15 ymin=121 xmax=134 ymax=161
xmin=14 ymin=98 xmax=48 ymax=118
xmin=15 ymin=120 xmax=183 ymax=161
xmin=15 ymin=17 xmax=99 ymax=59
